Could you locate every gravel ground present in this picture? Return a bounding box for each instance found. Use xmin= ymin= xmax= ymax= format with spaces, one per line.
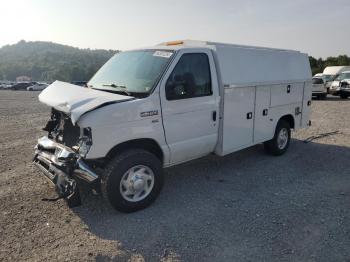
xmin=1 ymin=90 xmax=350 ymax=262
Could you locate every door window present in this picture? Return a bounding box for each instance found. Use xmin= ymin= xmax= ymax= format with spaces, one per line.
xmin=165 ymin=53 xmax=212 ymax=100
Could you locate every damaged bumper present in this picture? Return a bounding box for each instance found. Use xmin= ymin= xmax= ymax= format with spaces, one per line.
xmin=33 ymin=136 xmax=99 ymax=197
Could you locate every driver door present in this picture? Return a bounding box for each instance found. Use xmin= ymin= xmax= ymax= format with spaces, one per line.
xmin=160 ymin=49 xmax=220 ymax=165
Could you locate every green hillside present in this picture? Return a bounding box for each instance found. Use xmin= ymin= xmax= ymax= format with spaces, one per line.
xmin=0 ymin=40 xmax=117 ymax=82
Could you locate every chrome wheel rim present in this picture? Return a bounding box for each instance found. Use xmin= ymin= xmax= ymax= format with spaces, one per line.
xmin=277 ymin=128 xmax=289 ymax=150
xmin=120 ymin=165 xmax=155 ymax=202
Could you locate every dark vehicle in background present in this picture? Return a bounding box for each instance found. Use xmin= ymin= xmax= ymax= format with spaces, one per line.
xmin=11 ymin=82 xmax=37 ymax=90
xmin=70 ymin=81 xmax=87 ymax=87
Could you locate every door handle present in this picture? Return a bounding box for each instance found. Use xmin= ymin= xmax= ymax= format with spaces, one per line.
xmin=262 ymin=109 xmax=268 ymax=116
xmin=212 ymin=111 xmax=217 ymax=121
xmin=287 ymin=85 xmax=291 ymax=93
xmin=246 ymin=112 xmax=253 ymax=119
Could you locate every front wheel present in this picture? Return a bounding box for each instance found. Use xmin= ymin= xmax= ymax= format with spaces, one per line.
xmin=264 ymin=120 xmax=291 ymax=156
xmin=101 ymin=149 xmax=163 ymax=213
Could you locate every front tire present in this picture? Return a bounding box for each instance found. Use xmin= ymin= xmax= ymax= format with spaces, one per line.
xmin=101 ymin=149 xmax=163 ymax=213
xmin=264 ymin=120 xmax=291 ymax=156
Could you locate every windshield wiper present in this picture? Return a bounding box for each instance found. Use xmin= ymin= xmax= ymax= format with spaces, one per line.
xmin=102 ymin=83 xmax=127 ymax=89
xmin=99 ymin=83 xmax=132 ymax=96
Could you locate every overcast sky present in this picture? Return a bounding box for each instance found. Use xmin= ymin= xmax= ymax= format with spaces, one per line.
xmin=0 ymin=0 xmax=349 ymax=58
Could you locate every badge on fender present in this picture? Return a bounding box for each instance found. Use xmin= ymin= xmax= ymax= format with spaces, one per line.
xmin=140 ymin=110 xmax=158 ymax=117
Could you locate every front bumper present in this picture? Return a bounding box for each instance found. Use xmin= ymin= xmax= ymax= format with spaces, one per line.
xmin=33 ymin=136 xmax=99 ymax=197
xmin=312 ymin=91 xmax=327 ymax=95
xmin=329 ymin=90 xmax=340 ymax=95
xmin=329 ymin=86 xmax=340 ymax=95
xmin=340 ymin=87 xmax=350 ymax=95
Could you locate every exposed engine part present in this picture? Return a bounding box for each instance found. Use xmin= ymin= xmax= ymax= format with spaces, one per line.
xmin=43 ymin=108 xmax=80 ymax=147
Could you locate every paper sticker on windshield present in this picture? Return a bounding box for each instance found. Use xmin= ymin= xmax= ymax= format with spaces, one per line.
xmin=153 ymin=51 xmax=172 ymax=58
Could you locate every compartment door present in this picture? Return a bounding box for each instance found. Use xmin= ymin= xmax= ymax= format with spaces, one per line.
xmin=254 ymin=86 xmax=274 ymax=143
xmin=301 ymin=81 xmax=312 ymax=127
xmin=270 ymin=83 xmax=304 ymax=107
xmin=222 ymin=86 xmax=255 ymax=154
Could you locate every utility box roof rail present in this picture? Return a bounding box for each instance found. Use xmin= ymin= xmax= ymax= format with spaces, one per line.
xmin=158 ymin=39 xmax=300 ymax=53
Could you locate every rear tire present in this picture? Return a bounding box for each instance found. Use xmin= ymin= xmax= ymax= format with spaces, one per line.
xmin=264 ymin=120 xmax=291 ymax=156
xmin=340 ymin=94 xmax=349 ymax=99
xmin=101 ymin=149 xmax=163 ymax=213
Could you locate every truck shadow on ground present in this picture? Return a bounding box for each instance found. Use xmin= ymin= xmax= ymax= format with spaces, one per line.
xmin=73 ymin=139 xmax=350 ymax=261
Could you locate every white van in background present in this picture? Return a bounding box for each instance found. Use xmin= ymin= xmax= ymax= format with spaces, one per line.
xmin=33 ymin=40 xmax=312 ymax=212
xmin=334 ymin=71 xmax=350 ymax=99
xmin=324 ymin=66 xmax=350 ymax=95
xmin=27 ymin=83 xmax=48 ymax=91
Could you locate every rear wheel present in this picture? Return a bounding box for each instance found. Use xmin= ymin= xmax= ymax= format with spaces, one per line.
xmin=340 ymin=94 xmax=349 ymax=99
xmin=101 ymin=149 xmax=163 ymax=213
xmin=264 ymin=120 xmax=291 ymax=156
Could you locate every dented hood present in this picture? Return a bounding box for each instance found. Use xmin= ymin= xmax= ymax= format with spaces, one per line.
xmin=39 ymin=81 xmax=133 ymax=124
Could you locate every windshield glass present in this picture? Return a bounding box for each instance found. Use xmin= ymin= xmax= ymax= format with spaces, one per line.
xmin=312 ymin=78 xmax=324 ymax=84
xmin=323 ymin=74 xmax=333 ymax=82
xmin=88 ymin=50 xmax=174 ymax=95
xmin=335 ymin=72 xmax=350 ymax=81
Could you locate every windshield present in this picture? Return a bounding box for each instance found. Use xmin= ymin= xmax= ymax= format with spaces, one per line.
xmin=335 ymin=72 xmax=350 ymax=81
xmin=312 ymin=78 xmax=324 ymax=84
xmin=88 ymin=50 xmax=174 ymax=95
xmin=323 ymin=74 xmax=334 ymax=82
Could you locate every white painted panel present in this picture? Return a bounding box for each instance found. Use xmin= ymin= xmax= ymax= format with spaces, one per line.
xmin=254 ymin=86 xmax=274 ymax=143
xmin=214 ymin=45 xmax=311 ymax=86
xmin=222 ymin=86 xmax=255 ymax=154
xmin=270 ymin=83 xmax=304 ymax=107
xmin=161 ymin=96 xmax=218 ymax=164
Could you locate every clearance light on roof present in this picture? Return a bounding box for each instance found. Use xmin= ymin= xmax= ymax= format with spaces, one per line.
xmin=166 ymin=40 xmax=184 ymax=46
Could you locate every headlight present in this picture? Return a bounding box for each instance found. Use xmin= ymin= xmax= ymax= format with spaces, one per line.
xmin=78 ymin=127 xmax=92 ymax=157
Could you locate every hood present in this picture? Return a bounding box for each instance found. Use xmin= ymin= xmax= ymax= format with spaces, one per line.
xmin=38 ymin=81 xmax=133 ymax=124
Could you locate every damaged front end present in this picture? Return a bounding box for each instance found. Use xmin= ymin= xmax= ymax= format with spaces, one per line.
xmin=33 ymin=109 xmax=98 ymax=206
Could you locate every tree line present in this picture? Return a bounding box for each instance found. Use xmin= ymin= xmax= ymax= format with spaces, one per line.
xmin=309 ymin=55 xmax=350 ymax=75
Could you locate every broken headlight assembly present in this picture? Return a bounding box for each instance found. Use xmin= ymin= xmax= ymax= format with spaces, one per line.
xmin=76 ymin=127 xmax=92 ymax=158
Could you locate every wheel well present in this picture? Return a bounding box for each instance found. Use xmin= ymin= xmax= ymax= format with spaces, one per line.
xmin=106 ymin=139 xmax=164 ymax=163
xmin=279 ymin=114 xmax=295 ymax=129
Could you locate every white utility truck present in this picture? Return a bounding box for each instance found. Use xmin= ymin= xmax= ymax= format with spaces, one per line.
xmin=33 ymin=40 xmax=312 ymax=212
